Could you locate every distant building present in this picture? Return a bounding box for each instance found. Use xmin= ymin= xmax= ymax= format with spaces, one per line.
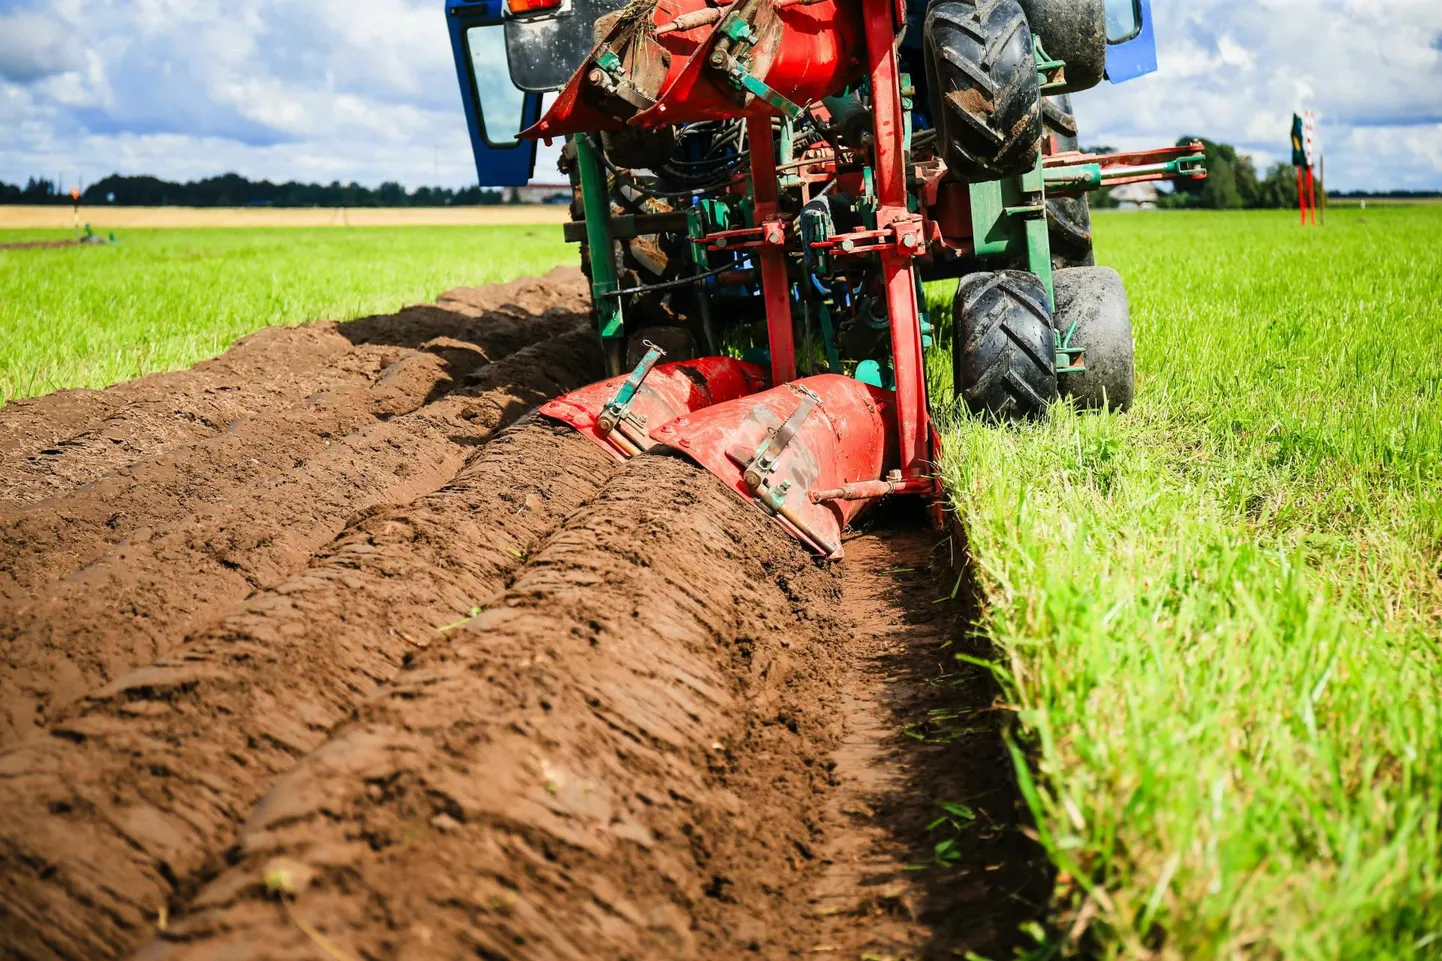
xmin=1109 ymin=182 xmax=1160 ymax=210
xmin=509 ymin=183 xmax=572 ymax=204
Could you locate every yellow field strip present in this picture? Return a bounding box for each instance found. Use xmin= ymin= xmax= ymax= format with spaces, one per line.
xmin=0 ymin=205 xmax=572 ymax=229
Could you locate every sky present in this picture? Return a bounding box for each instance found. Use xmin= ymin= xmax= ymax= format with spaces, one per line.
xmin=0 ymin=0 xmax=1439 ymax=193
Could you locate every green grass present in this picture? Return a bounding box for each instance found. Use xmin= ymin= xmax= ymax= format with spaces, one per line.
xmin=0 ymin=226 xmax=570 ymax=404
xmin=930 ymin=207 xmax=1442 ymax=958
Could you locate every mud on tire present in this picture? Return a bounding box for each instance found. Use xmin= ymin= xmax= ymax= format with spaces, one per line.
xmin=954 ymin=269 xmax=1058 ymax=420
xmin=924 ymin=0 xmax=1044 ymax=181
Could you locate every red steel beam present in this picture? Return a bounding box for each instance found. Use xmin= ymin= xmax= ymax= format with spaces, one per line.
xmin=748 ymin=113 xmax=797 ymax=387
xmin=863 ymin=0 xmax=930 ymax=481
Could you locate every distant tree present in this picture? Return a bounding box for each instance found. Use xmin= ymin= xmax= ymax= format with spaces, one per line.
xmin=1255 ymin=162 xmax=1299 ymax=209
xmin=27 ymin=173 xmax=508 ymax=207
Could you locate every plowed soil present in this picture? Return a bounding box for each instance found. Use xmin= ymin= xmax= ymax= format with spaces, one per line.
xmin=0 ymin=271 xmax=1047 ymax=960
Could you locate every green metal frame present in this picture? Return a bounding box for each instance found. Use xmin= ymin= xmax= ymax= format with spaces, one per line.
xmin=573 ymin=133 xmax=626 ymax=376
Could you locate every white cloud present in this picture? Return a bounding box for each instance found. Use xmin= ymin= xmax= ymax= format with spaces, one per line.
xmin=0 ymin=0 xmax=1438 ymax=190
xmin=1076 ymin=0 xmax=1442 ymax=190
xmin=0 ymin=7 xmax=83 ymax=81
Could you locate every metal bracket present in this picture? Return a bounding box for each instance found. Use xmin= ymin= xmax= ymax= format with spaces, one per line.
xmin=590 ymin=47 xmax=657 ymax=111
xmin=742 ymin=384 xmax=821 ymax=501
xmin=708 ymin=12 xmax=804 ymax=119
xmin=597 ymin=340 xmax=666 ymax=450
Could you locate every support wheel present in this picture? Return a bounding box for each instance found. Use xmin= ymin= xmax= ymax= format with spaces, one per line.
xmin=1052 ymin=266 xmax=1134 ymax=410
xmin=954 ymin=270 xmax=1058 ymax=420
xmin=1042 ymin=95 xmax=1095 ymax=268
xmin=924 ymin=0 xmax=1043 ymax=181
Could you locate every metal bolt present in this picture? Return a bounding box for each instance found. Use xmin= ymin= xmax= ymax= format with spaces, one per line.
xmin=841 ymin=239 xmax=854 ymax=252
xmin=902 ymin=233 xmax=917 ymax=248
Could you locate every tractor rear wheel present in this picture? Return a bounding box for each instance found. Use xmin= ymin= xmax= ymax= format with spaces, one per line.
xmin=924 ymin=0 xmax=1044 ymax=181
xmin=954 ymin=270 xmax=1058 ymax=420
xmin=1016 ymin=0 xmax=1106 ymax=94
xmin=1042 ymin=94 xmax=1095 ymax=268
xmin=1052 ymin=266 xmax=1134 ymax=410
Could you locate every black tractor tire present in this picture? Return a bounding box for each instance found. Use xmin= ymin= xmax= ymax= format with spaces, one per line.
xmin=954 ymin=270 xmax=1058 ymax=420
xmin=924 ymin=0 xmax=1044 ymax=182
xmin=1052 ymin=266 xmax=1134 ymax=411
xmin=1016 ymin=0 xmax=1106 ymax=93
xmin=1041 ymin=94 xmax=1095 ymax=268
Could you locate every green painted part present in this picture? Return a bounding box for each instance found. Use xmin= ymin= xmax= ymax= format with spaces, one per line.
xmin=855 ymin=358 xmax=889 ymax=389
xmin=596 ymin=50 xmax=623 ymax=75
xmin=574 ymin=134 xmax=624 ymax=345
xmin=686 ymin=208 xmax=706 ymax=264
xmin=727 ymin=58 xmax=803 ymax=119
xmin=971 ymin=153 xmax=1052 ymax=307
xmin=1025 ymin=216 xmax=1053 ymax=308
xmin=1021 ymin=153 xmax=1045 ymax=193
xmin=913 ymin=271 xmax=932 ymax=348
xmin=607 ymin=342 xmax=663 ymax=413
xmin=967 ymin=178 xmax=1017 ymax=256
xmin=858 ymin=166 xmax=878 ymax=229
xmin=719 ymin=14 xmax=756 ymax=43
xmin=1033 ymin=36 xmax=1065 ymax=90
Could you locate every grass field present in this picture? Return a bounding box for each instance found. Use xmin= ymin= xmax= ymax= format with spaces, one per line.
xmin=3 ymin=207 xmax=1438 ymax=957
xmin=0 ymin=225 xmax=570 ymax=403
xmin=931 ymin=207 xmax=1442 ymax=958
xmin=0 ymin=204 xmax=570 ymax=229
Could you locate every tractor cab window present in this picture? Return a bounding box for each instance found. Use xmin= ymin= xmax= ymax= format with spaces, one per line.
xmin=466 ymin=25 xmax=526 ymax=146
xmin=1104 ymin=0 xmax=1142 ymax=43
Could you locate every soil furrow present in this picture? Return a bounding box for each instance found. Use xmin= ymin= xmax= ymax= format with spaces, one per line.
xmin=124 ymin=456 xmax=847 ymax=961
xmin=0 ymin=309 xmax=578 ymax=594
xmin=0 ymin=421 xmax=618 ymax=961
xmin=0 ymin=327 xmax=601 ymax=745
xmin=800 ymin=529 xmax=1049 ymax=960
xmin=0 ymin=324 xmax=363 ymax=468
xmin=0 ymin=269 xmax=588 ymax=507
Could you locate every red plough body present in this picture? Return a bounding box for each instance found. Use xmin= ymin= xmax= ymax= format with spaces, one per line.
xmin=654 ymin=374 xmax=897 ymax=559
xmin=540 ymin=356 xmax=767 ymax=461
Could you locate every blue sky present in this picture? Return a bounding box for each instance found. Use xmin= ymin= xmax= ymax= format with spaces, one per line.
xmin=0 ymin=0 xmax=1439 ymax=192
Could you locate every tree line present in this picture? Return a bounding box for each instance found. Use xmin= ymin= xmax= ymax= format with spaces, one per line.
xmin=0 ymin=173 xmax=508 ymax=207
xmin=4 ymin=149 xmax=1437 ymax=209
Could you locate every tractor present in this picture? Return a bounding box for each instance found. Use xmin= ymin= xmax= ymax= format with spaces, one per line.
xmin=443 ymin=0 xmax=1203 ymax=557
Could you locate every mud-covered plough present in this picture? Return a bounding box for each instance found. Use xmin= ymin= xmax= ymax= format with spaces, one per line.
xmin=447 ymin=0 xmax=1204 ymax=556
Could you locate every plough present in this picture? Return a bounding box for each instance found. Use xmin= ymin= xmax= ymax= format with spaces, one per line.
xmin=446 ymin=0 xmax=1203 ymax=556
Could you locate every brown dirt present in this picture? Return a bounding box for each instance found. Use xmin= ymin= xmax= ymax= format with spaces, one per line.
xmin=0 ymin=270 xmax=587 ymax=508
xmin=0 ymin=421 xmax=619 ymax=960
xmin=0 ymin=270 xmax=1048 ymax=961
xmin=120 ymin=482 xmax=1044 ymax=961
xmin=0 ymin=271 xmax=596 ymax=745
